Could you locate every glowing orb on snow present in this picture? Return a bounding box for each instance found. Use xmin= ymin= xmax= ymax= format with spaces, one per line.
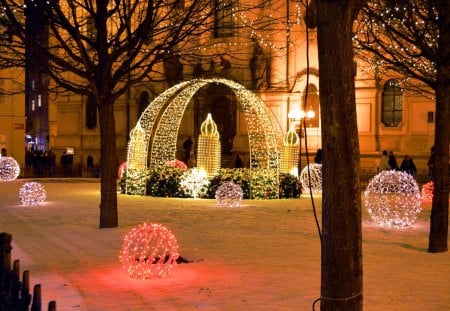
xmin=179 ymin=168 xmax=209 ymax=198
xmin=19 ymin=182 xmax=47 ymax=206
xmin=120 ymin=223 xmax=179 ymax=279
xmin=0 ymin=157 xmax=20 ymax=181
xmin=215 ymin=181 xmax=244 ymax=208
xmin=364 ymin=170 xmax=422 ymax=228
xmin=421 ymin=181 xmax=433 ymax=204
xmin=299 ymin=163 xmax=322 ymax=193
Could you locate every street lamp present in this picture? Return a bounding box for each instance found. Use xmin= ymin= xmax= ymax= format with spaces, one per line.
xmin=288 ymin=106 xmax=315 ymax=175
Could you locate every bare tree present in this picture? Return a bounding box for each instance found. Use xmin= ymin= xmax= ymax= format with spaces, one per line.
xmin=354 ymin=0 xmax=449 ymax=253
xmin=0 ymin=0 xmax=276 ymax=228
xmin=305 ymin=0 xmax=366 ymax=309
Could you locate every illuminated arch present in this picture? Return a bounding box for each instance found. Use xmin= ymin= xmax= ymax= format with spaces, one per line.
xmin=126 ymin=78 xmax=283 ymax=198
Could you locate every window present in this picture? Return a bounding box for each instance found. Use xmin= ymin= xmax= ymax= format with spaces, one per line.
xmin=213 ymin=0 xmax=234 ymax=38
xmin=85 ymin=94 xmax=97 ymax=129
xmin=382 ymin=79 xmax=402 ymax=127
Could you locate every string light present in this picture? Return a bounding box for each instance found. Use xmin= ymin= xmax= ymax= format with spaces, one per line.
xmin=364 ymin=170 xmax=422 ymax=228
xmin=299 ymin=163 xmax=322 ymax=193
xmin=179 ymin=168 xmax=209 ymax=199
xmin=215 ymin=181 xmax=243 ymax=208
xmin=19 ymin=182 xmax=46 ymax=206
xmin=126 ymin=78 xmax=283 ymax=199
xmin=0 ymin=157 xmax=21 ymax=181
xmin=119 ymin=223 xmax=179 ymax=279
xmin=197 ymin=113 xmax=221 ymax=177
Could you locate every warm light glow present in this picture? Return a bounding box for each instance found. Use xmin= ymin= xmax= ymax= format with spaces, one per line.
xmin=364 ymin=170 xmax=422 ymax=228
xmin=299 ymin=164 xmax=322 ymax=193
xmin=179 ymin=168 xmax=209 ymax=199
xmin=0 ymin=157 xmax=20 ymax=181
xmin=120 ymin=223 xmax=179 ymax=279
xmin=215 ymin=181 xmax=243 ymax=208
xmin=126 ymin=78 xmax=283 ymax=199
xmin=19 ymin=182 xmax=46 ymax=206
xmin=197 ymin=113 xmax=221 ymax=177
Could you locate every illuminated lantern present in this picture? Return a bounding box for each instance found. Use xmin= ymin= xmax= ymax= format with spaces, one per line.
xmin=299 ymin=163 xmax=322 ymax=193
xmin=197 ymin=113 xmax=221 ymax=177
xmin=19 ymin=182 xmax=46 ymax=206
xmin=179 ymin=168 xmax=209 ymax=198
xmin=216 ymin=181 xmax=244 ymax=208
xmin=0 ymin=157 xmax=21 ymax=181
xmin=280 ymin=127 xmax=299 ymax=175
xmin=421 ymin=181 xmax=433 ymax=204
xmin=120 ymin=223 xmax=179 ymax=279
xmin=365 ymin=170 xmax=422 ymax=228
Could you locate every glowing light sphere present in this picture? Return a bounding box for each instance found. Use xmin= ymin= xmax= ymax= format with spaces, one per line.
xmin=0 ymin=157 xmax=20 ymax=181
xmin=120 ymin=223 xmax=179 ymax=279
xmin=19 ymin=182 xmax=46 ymax=206
xmin=364 ymin=170 xmax=422 ymax=228
xmin=299 ymin=163 xmax=322 ymax=193
xmin=179 ymin=168 xmax=209 ymax=198
xmin=421 ymin=181 xmax=433 ymax=204
xmin=215 ymin=181 xmax=244 ymax=208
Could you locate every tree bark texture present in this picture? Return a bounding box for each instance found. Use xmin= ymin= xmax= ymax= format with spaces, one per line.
xmin=428 ymin=1 xmax=449 ymax=253
xmin=98 ymin=99 xmax=119 ymax=228
xmin=315 ymin=1 xmax=365 ymax=310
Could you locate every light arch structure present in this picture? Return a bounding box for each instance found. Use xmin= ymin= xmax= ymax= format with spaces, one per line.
xmin=126 ymin=78 xmax=284 ymax=198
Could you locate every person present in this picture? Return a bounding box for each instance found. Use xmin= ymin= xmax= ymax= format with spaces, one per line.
xmin=427 ymin=146 xmax=435 ymax=179
xmin=234 ymin=154 xmax=244 ymax=168
xmin=187 ymin=150 xmax=196 ymax=168
xmin=378 ymin=150 xmax=390 ymax=171
xmin=182 ymin=136 xmax=193 ymax=163
xmin=400 ymin=155 xmax=417 ymax=176
xmin=388 ymin=151 xmax=399 ymax=170
xmin=314 ymin=149 xmax=322 ymax=164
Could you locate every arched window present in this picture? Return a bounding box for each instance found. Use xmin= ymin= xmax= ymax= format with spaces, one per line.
xmin=382 ymin=79 xmax=403 ymax=127
xmin=85 ymin=94 xmax=97 ymax=129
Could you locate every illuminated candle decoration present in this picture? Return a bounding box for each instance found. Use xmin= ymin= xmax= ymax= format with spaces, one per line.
xmin=197 ymin=113 xmax=221 ymax=177
xmin=0 ymin=156 xmax=21 ymax=181
xmin=299 ymin=163 xmax=322 ymax=193
xmin=126 ymin=78 xmax=283 ymax=198
xmin=364 ymin=170 xmax=422 ymax=228
xmin=280 ymin=127 xmax=299 ymax=175
xmin=19 ymin=182 xmax=46 ymax=206
xmin=164 ymin=159 xmax=188 ymax=170
xmin=421 ymin=181 xmax=433 ymax=204
xmin=179 ymin=168 xmax=209 ymax=199
xmin=120 ymin=223 xmax=179 ymax=279
xmin=215 ymin=181 xmax=244 ymax=208
xmin=117 ymin=162 xmax=127 ymax=179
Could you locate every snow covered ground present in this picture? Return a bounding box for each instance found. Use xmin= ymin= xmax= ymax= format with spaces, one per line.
xmin=0 ymin=179 xmax=448 ymax=310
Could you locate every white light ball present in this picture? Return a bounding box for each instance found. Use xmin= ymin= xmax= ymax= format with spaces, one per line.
xmin=19 ymin=182 xmax=46 ymax=206
xmin=215 ymin=181 xmax=244 ymax=208
xmin=0 ymin=157 xmax=20 ymax=181
xmin=300 ymin=163 xmax=322 ymax=193
xmin=364 ymin=170 xmax=422 ymax=228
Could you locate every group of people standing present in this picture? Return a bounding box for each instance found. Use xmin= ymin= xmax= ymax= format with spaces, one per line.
xmin=378 ymin=149 xmax=417 ymax=176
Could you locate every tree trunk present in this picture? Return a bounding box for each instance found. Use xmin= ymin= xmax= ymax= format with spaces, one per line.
xmin=315 ymin=1 xmax=365 ymax=310
xmin=98 ymin=99 xmax=119 ymax=228
xmin=428 ymin=2 xmax=449 ymax=253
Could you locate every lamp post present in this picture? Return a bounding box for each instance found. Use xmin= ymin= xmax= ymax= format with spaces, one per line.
xmin=288 ymin=107 xmax=315 ymax=176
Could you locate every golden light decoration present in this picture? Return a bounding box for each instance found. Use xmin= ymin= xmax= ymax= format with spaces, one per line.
xmin=299 ymin=163 xmax=322 ymax=193
xmin=280 ymin=127 xmax=299 ymax=175
xmin=126 ymin=78 xmax=283 ymax=198
xmin=0 ymin=157 xmax=21 ymax=181
xmin=179 ymin=168 xmax=209 ymax=199
xmin=364 ymin=170 xmax=422 ymax=228
xmin=421 ymin=181 xmax=433 ymax=204
xmin=197 ymin=113 xmax=221 ymax=177
xmin=215 ymin=181 xmax=244 ymax=208
xmin=19 ymin=182 xmax=46 ymax=206
xmin=119 ymin=223 xmax=179 ymax=279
